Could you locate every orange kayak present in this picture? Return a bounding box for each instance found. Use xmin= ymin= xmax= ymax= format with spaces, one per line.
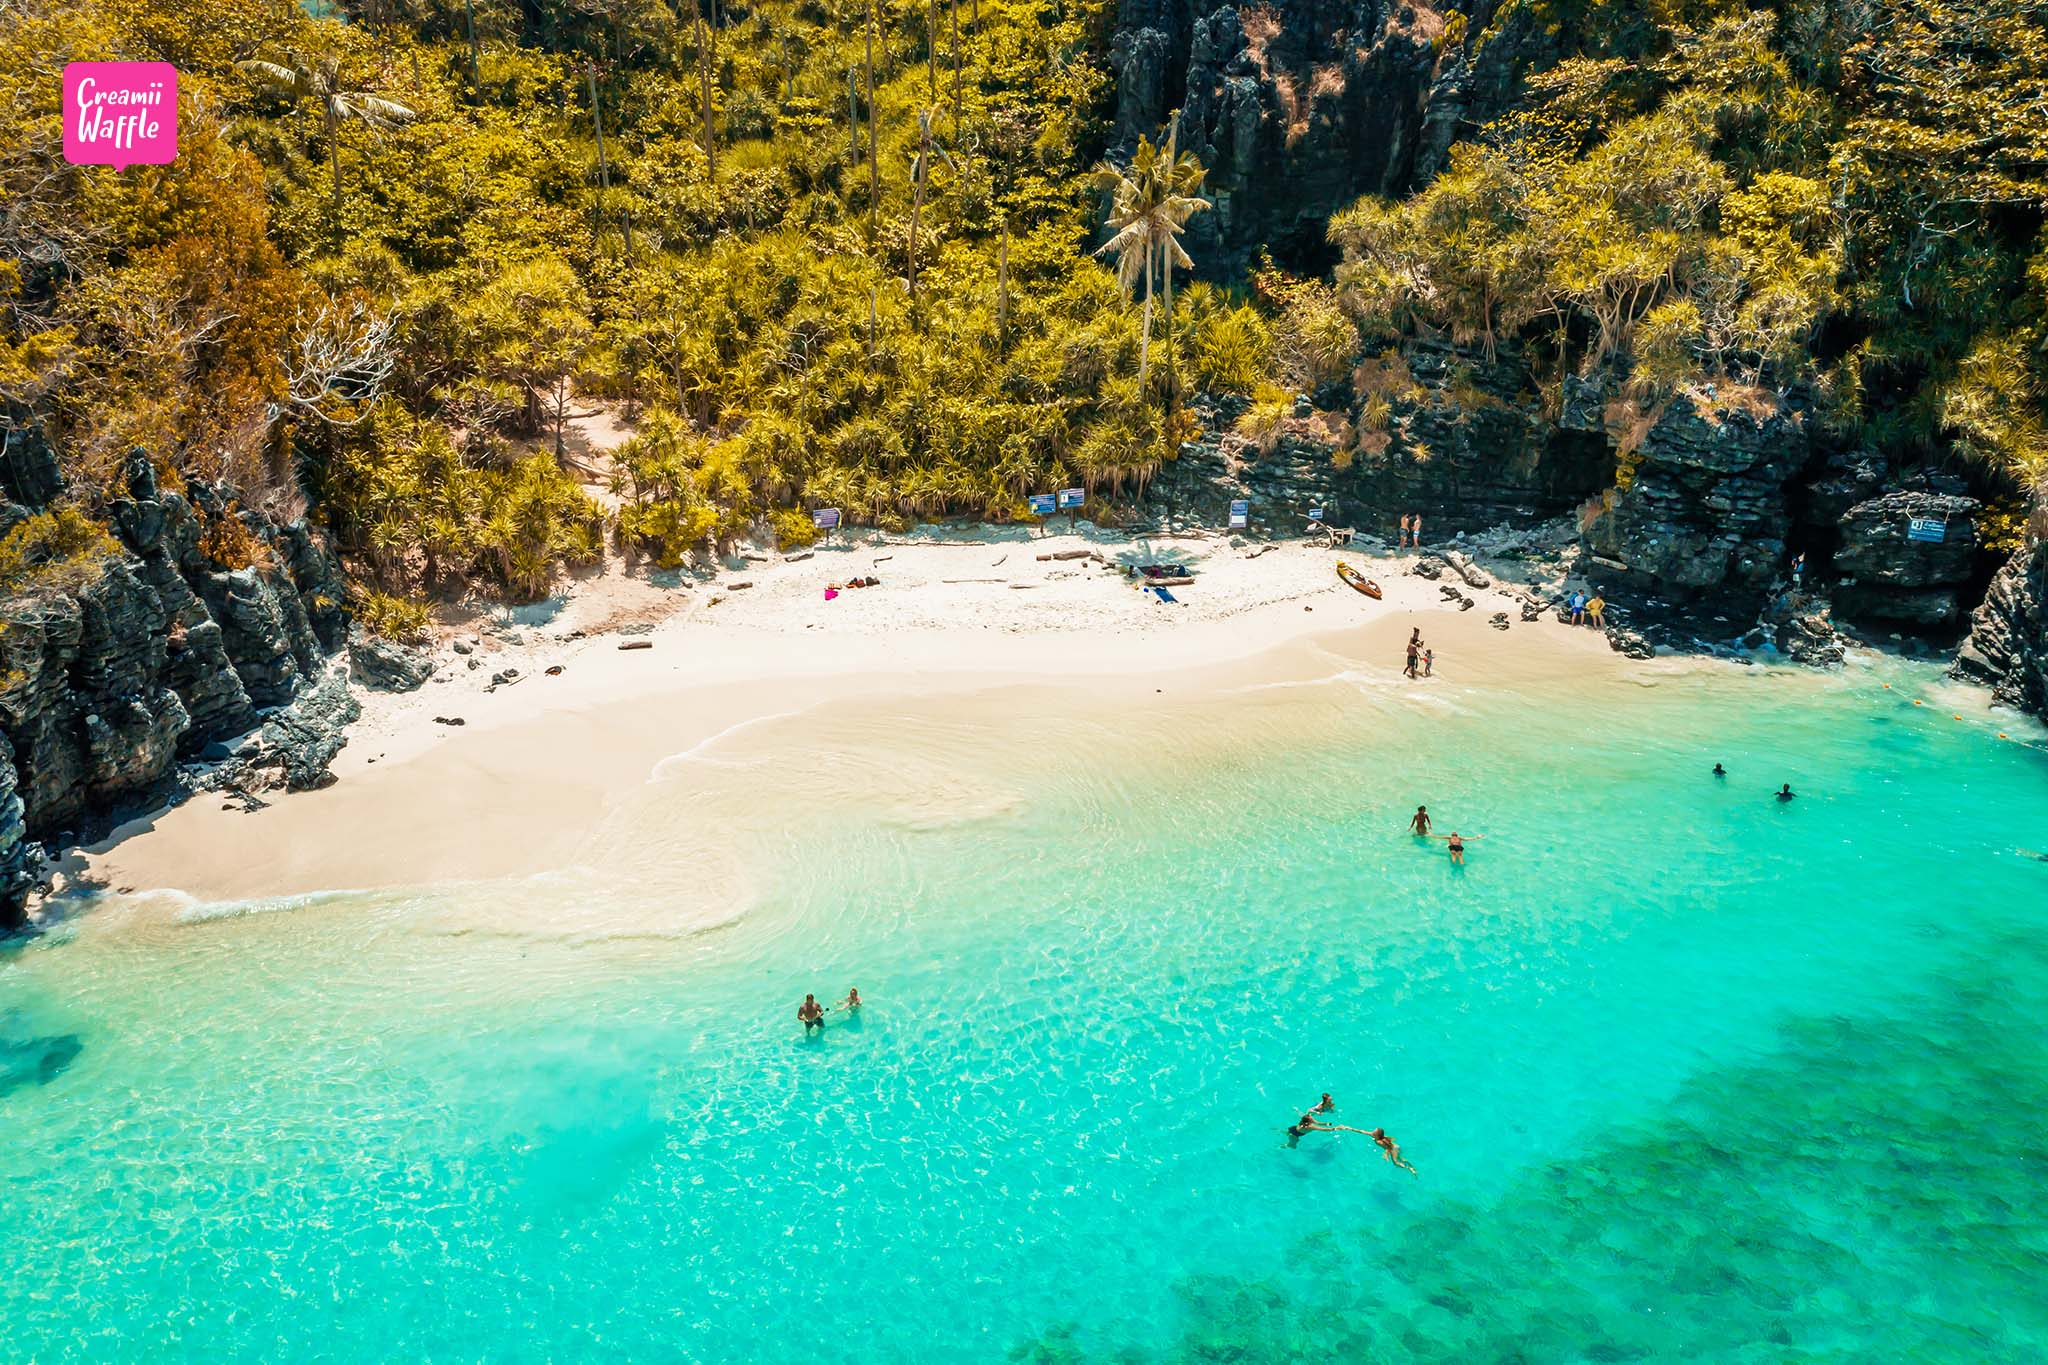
xmin=1336 ymin=562 xmax=1382 ymax=599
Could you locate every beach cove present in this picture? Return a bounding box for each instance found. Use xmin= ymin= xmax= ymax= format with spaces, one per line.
xmin=6 ymin=536 xmax=2048 ymax=1361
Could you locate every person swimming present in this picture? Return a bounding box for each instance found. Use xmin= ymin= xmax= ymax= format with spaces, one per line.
xmin=798 ymin=994 xmax=825 ymax=1032
xmin=1288 ymin=1112 xmax=1336 ymax=1140
xmin=1409 ymin=806 xmax=1431 ymax=836
xmin=1712 ymin=763 xmax=1726 ymax=778
xmin=1431 ymin=830 xmax=1481 ymax=864
xmin=1313 ymin=1093 xmax=1335 ymax=1114
xmin=1370 ymin=1127 xmax=1417 ymax=1174
xmin=1776 ymin=783 xmax=1796 ymax=802
xmin=835 ymin=987 xmax=862 ymax=1013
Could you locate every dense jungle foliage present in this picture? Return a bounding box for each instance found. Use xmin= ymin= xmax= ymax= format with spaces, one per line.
xmin=1 ymin=0 xmax=2044 ymax=619
xmin=1334 ymin=1 xmax=2048 ymax=508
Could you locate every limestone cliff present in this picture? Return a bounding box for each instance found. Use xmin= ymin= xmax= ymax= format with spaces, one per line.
xmin=1111 ymin=0 xmax=1554 ymax=266
xmin=0 ymin=425 xmax=353 ymax=928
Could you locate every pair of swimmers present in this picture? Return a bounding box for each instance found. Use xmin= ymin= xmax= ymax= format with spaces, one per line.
xmin=798 ymin=988 xmax=862 ymax=1032
xmin=1409 ymin=806 xmax=1481 ymax=864
xmin=1712 ymin=766 xmax=1798 ymax=802
xmin=1287 ymin=1095 xmax=1416 ymax=1174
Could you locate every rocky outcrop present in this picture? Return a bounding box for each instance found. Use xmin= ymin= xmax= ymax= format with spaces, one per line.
xmin=0 ymin=432 xmax=353 ymax=929
xmin=1582 ymin=391 xmax=1808 ymax=605
xmin=1112 ymin=0 xmax=1555 ymax=266
xmin=1148 ymin=341 xmax=1614 ymax=534
xmin=1953 ymin=522 xmax=2048 ymax=713
xmin=1831 ymin=491 xmax=1980 ymax=627
xmin=349 ymin=628 xmax=435 ymax=692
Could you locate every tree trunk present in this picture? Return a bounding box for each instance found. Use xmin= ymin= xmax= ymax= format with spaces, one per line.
xmin=866 ymin=0 xmax=879 ymax=236
xmin=1138 ymin=247 xmax=1154 ymax=389
xmin=951 ymin=0 xmax=962 ymax=131
xmin=327 ymin=102 xmax=344 ymax=248
xmin=909 ymin=111 xmax=930 ymax=310
xmin=927 ymin=0 xmax=938 ymax=98
xmin=699 ymin=14 xmax=717 ymax=184
xmin=997 ymin=217 xmax=1009 ymax=354
xmin=463 ymin=0 xmax=480 ymax=89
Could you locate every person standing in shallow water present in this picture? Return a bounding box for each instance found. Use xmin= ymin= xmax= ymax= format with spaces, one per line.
xmin=798 ymin=994 xmax=825 ymax=1032
xmin=1422 ymin=648 xmax=1434 ymax=677
xmin=1410 ymin=805 xmax=1431 ymax=836
xmin=1776 ymin=784 xmax=1796 ymax=802
xmin=1404 ymin=637 xmax=1420 ymax=679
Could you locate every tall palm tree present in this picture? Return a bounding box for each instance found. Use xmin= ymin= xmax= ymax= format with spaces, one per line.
xmin=1091 ymin=124 xmax=1207 ymax=390
xmin=239 ymin=51 xmax=415 ymax=248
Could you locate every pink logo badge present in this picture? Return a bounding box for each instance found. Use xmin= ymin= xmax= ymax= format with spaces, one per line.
xmin=63 ymin=62 xmax=178 ymax=170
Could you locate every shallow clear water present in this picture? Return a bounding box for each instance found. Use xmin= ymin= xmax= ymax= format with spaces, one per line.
xmin=4 ymin=648 xmax=2047 ymax=1362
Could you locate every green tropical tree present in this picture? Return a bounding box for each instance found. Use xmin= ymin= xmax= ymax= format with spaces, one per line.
xmin=1090 ymin=127 xmax=1208 ymax=390
xmin=237 ymin=50 xmax=416 ymax=247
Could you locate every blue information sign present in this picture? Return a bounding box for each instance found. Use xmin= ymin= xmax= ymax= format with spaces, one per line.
xmin=1228 ymin=499 xmax=1250 ymax=529
xmin=1906 ymin=517 xmax=1945 ymax=544
xmin=1027 ymin=493 xmax=1057 ymax=516
xmin=1057 ymin=488 xmax=1085 ymax=510
xmin=812 ymin=507 xmax=842 ymax=530
xmin=1307 ymin=506 xmax=1325 ymax=522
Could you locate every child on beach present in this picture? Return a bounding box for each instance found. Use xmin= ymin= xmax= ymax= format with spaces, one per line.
xmin=1422 ymin=648 xmax=1434 ymax=677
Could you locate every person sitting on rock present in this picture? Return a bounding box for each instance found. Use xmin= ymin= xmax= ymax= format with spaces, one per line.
xmin=1587 ymin=595 xmax=1605 ymax=629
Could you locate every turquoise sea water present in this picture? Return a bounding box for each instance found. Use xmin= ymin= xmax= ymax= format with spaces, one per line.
xmin=4 ymin=646 xmax=2047 ymax=1362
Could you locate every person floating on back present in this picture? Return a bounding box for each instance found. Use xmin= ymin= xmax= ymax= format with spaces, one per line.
xmin=1431 ymin=830 xmax=1480 ymax=864
xmin=1410 ymin=805 xmax=1431 ymax=836
xmin=1370 ymin=1127 xmax=1418 ymax=1175
xmin=1776 ymin=783 xmax=1796 ymax=802
xmin=798 ymin=994 xmax=826 ymax=1032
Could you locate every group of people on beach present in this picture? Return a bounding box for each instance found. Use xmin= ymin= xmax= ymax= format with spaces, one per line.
xmin=797 ymin=988 xmax=861 ymax=1031
xmin=1286 ymin=1093 xmax=1417 ymax=1173
xmin=1403 ymin=627 xmax=1434 ymax=679
xmin=1567 ymin=590 xmax=1606 ymax=628
xmin=1397 ymin=513 xmax=1425 ymax=549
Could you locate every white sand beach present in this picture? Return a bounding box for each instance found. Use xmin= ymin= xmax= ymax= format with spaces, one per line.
xmin=80 ymin=531 xmax=1655 ymax=904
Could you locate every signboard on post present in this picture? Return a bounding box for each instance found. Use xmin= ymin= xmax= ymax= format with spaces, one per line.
xmin=1027 ymin=493 xmax=1056 ymax=517
xmin=812 ymin=507 xmax=841 ymax=542
xmin=1907 ymin=517 xmax=1946 ymax=544
xmin=1307 ymin=506 xmax=1325 ymax=523
xmin=1057 ymin=486 xmax=1085 ymax=529
xmin=1228 ymin=499 xmax=1250 ymax=531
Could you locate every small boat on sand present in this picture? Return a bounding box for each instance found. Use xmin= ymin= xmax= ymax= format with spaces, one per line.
xmin=1336 ymin=562 xmax=1382 ymax=600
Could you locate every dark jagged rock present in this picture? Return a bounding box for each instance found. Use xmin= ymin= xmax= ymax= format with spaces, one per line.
xmin=0 ymin=420 xmax=65 ymax=510
xmin=1582 ymin=391 xmax=1807 ymax=604
xmin=254 ymin=667 xmax=359 ymax=791
xmin=1780 ymin=612 xmax=1847 ymax=667
xmin=1831 ymin=491 xmax=1980 ymax=627
xmin=1113 ymin=1 xmax=1553 ymax=267
xmin=349 ymin=628 xmax=435 ymax=692
xmin=1953 ymin=528 xmax=2048 ymax=714
xmin=1605 ymin=626 xmax=1657 ymax=660
xmin=0 ymin=447 xmax=353 ymax=928
xmin=1147 ymin=342 xmax=1613 ymax=538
